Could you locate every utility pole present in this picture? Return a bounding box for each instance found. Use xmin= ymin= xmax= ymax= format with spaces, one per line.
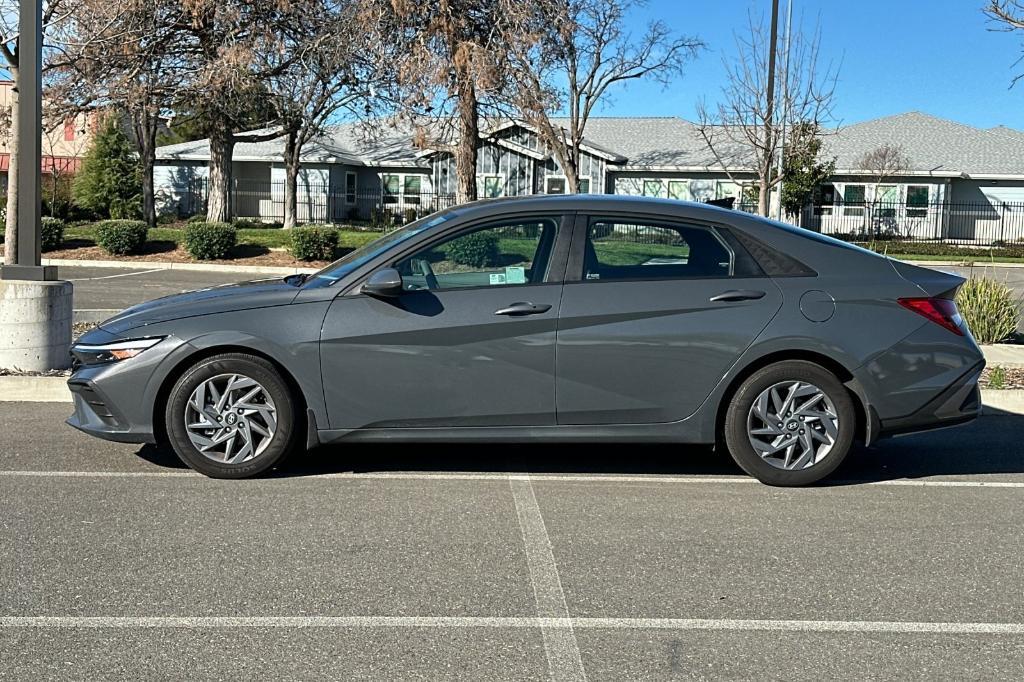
xmin=774 ymin=0 xmax=794 ymax=221
xmin=763 ymin=0 xmax=779 ymax=218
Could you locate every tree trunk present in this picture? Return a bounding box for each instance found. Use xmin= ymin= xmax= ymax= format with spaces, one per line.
xmin=206 ymin=121 xmax=234 ymax=223
xmin=133 ymin=109 xmax=158 ymax=227
xmin=453 ymin=57 xmax=479 ymax=204
xmin=758 ymin=183 xmax=770 ymax=217
xmin=3 ymin=65 xmax=18 ymax=265
xmin=282 ymin=128 xmax=299 ymax=229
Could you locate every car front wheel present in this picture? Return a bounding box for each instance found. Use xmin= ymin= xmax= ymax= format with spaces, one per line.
xmin=165 ymin=353 xmax=298 ymax=478
xmin=724 ymin=360 xmax=856 ymax=486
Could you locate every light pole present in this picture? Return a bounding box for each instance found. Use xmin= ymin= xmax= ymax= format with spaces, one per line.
xmin=1 ymin=0 xmax=52 ymax=280
xmin=0 ymin=0 xmax=72 ymax=372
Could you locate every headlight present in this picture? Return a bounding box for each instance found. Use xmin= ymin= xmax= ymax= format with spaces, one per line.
xmin=71 ymin=337 xmax=165 ymax=366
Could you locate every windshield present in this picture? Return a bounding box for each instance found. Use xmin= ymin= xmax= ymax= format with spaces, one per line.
xmin=304 ymin=210 xmax=460 ymax=288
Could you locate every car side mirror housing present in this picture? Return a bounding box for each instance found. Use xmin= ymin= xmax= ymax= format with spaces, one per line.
xmin=361 ymin=267 xmax=404 ymax=298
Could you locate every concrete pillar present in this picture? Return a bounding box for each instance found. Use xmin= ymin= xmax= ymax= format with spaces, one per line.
xmin=0 ymin=280 xmax=74 ymax=372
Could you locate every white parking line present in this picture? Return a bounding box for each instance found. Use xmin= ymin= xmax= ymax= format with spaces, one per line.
xmin=1 ymin=616 xmax=1022 ymax=635
xmin=1 ymin=469 xmax=1024 ymax=488
xmin=510 ymin=474 xmax=587 ymax=681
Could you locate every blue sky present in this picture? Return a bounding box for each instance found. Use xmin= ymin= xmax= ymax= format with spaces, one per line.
xmin=600 ymin=0 xmax=1024 ymax=130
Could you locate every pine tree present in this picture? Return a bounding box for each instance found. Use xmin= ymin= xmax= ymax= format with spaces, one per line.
xmin=73 ymin=118 xmax=142 ymax=219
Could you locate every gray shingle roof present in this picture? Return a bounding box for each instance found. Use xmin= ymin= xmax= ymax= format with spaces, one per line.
xmin=823 ymin=112 xmax=1024 ymax=177
xmin=156 ymin=112 xmax=1024 ymax=178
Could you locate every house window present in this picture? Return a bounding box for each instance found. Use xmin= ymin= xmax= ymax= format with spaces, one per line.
xmin=404 ymin=175 xmax=422 ymax=205
xmin=907 ymin=185 xmax=929 ymax=218
xmin=667 ymin=180 xmax=688 ymax=201
xmin=876 ymin=185 xmax=897 ymax=218
xmin=816 ymin=183 xmax=836 ymax=216
xmin=545 ymin=176 xmax=567 ymax=194
xmin=483 ymin=175 xmax=504 ymax=198
xmin=642 ymin=180 xmax=664 ymax=198
xmin=63 ymin=118 xmax=75 ymax=142
xmin=345 ymin=171 xmax=357 ymax=204
xmin=578 ymin=177 xmax=591 ymax=194
xmin=842 ymin=184 xmax=866 ymax=216
xmin=716 ymin=181 xmax=740 ymax=200
xmin=382 ymin=174 xmax=400 ymax=204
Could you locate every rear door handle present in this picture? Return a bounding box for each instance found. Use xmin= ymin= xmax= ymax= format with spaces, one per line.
xmin=494 ymin=302 xmax=552 ymax=316
xmin=709 ymin=289 xmax=766 ymax=303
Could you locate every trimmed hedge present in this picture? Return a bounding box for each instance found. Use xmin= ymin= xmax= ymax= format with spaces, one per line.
xmin=290 ymin=225 xmax=339 ymax=261
xmin=854 ymin=240 xmax=1024 ymax=260
xmin=184 ymin=221 xmax=237 ymax=260
xmin=233 ymin=218 xmax=283 ymax=230
xmin=446 ymin=230 xmax=499 ymax=267
xmin=40 ymin=216 xmax=66 ymax=252
xmin=95 ymin=219 xmax=148 ymax=255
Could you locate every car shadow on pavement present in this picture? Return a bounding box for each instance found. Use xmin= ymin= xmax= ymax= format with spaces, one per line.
xmin=130 ymin=411 xmax=1024 ymax=484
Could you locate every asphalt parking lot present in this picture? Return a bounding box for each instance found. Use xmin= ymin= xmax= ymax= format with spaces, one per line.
xmin=2 ymin=402 xmax=1024 ymax=679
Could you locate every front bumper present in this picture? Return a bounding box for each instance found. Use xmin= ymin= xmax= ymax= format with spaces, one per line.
xmin=66 ymin=379 xmax=156 ymax=444
xmin=877 ymin=360 xmax=984 ymax=438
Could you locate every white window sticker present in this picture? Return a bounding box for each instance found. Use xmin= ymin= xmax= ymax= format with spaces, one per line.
xmin=489 ymin=273 xmax=507 ymax=286
xmin=505 ymin=266 xmax=526 ymax=284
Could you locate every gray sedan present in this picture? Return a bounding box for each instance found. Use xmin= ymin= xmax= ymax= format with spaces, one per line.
xmin=67 ymin=196 xmax=984 ymax=485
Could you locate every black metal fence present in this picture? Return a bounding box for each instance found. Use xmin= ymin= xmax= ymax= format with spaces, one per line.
xmin=797 ymin=201 xmax=1024 ymax=246
xmin=178 ymin=178 xmax=458 ymax=226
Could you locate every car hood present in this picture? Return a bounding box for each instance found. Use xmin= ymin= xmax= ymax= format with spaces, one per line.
xmin=99 ymin=277 xmax=302 ymax=334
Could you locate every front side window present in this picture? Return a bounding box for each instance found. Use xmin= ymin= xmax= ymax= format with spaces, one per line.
xmin=395 ymin=218 xmax=558 ymax=291
xmin=907 ymin=185 xmax=929 ymax=218
xmin=583 ymin=219 xmax=756 ymax=281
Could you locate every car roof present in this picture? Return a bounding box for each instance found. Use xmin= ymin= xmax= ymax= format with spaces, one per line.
xmin=453 ymin=194 xmax=739 ymax=220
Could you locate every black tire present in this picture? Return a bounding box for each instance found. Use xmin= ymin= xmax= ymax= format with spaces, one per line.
xmin=723 ymin=360 xmax=856 ymax=486
xmin=165 ymin=353 xmax=298 ymax=478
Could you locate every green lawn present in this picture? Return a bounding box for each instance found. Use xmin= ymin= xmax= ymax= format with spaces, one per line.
xmin=62 ymin=225 xmax=382 ymax=252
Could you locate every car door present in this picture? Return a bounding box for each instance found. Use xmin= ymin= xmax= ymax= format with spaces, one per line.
xmin=555 ymin=213 xmax=783 ymax=425
xmin=320 ymin=214 xmax=571 ymax=430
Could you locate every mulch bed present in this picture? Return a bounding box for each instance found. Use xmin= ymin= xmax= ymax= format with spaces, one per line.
xmin=981 ymin=366 xmax=1024 ymax=389
xmin=37 ymin=244 xmax=331 ymax=269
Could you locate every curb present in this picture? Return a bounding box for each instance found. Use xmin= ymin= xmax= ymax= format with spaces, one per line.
xmin=982 ymin=344 xmax=1024 ymax=369
xmin=4 ymin=376 xmax=1024 ymax=417
xmin=906 ymin=260 xmax=1024 ymax=268
xmin=42 ymin=258 xmax=318 ymax=276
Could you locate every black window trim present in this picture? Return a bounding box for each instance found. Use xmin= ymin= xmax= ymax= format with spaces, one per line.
xmin=565 ymin=212 xmax=768 ymax=285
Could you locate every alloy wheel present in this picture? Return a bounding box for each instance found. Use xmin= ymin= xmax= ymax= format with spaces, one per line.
xmin=746 ymin=380 xmax=839 ymax=471
xmin=184 ymin=373 xmax=278 ymax=464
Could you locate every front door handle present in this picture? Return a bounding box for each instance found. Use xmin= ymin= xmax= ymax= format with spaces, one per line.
xmin=494 ymin=302 xmax=553 ymax=316
xmin=709 ymin=289 xmax=766 ymax=303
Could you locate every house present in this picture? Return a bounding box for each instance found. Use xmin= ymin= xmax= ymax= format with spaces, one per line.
xmin=0 ymin=79 xmax=100 ymax=187
xmin=154 ymin=112 xmax=1024 ymax=243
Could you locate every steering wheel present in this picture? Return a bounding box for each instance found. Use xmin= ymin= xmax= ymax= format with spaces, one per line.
xmin=410 ymin=258 xmax=439 ymax=290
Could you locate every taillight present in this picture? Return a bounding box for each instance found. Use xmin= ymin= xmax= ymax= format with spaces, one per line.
xmin=898 ymin=297 xmax=964 ymax=336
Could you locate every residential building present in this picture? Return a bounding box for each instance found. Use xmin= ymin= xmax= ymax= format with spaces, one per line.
xmin=154 ymin=112 xmax=1024 ymax=242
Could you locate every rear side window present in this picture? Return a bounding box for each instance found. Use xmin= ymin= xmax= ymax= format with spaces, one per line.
xmin=582 ymin=219 xmax=762 ymax=281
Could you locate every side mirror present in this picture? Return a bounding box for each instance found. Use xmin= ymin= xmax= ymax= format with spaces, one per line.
xmin=361 ymin=267 xmax=404 ymax=298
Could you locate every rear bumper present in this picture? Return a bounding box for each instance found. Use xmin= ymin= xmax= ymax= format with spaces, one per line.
xmin=877 ymin=360 xmax=984 ymax=438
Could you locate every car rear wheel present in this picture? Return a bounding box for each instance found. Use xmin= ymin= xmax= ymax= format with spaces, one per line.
xmin=724 ymin=360 xmax=855 ymax=486
xmin=165 ymin=353 xmax=297 ymax=478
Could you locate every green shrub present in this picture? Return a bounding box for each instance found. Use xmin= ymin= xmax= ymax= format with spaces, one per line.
xmin=95 ymin=219 xmax=148 ymax=255
xmin=73 ymin=119 xmax=142 ymax=219
xmin=956 ymin=277 xmax=1021 ymax=344
xmin=988 ymin=365 xmax=1007 ymax=390
xmin=403 ymin=207 xmax=418 ymax=225
xmin=446 ymin=230 xmax=500 ymax=267
xmin=186 ymin=214 xmax=206 ymax=223
xmin=156 ymin=213 xmax=177 ymax=225
xmin=290 ymin=225 xmax=339 ymax=261
xmin=40 ymin=216 xmax=66 ymax=252
xmin=184 ymin=221 xmax=237 ymax=260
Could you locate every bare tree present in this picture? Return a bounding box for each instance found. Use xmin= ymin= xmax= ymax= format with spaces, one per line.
xmin=986 ymin=1 xmax=1024 ymax=85
xmin=261 ymin=1 xmax=379 ymax=228
xmin=854 ymin=143 xmax=910 ymax=199
xmin=697 ymin=11 xmax=838 ymax=216
xmin=362 ymin=0 xmax=513 ymax=203
xmin=504 ymin=0 xmax=701 ymax=193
